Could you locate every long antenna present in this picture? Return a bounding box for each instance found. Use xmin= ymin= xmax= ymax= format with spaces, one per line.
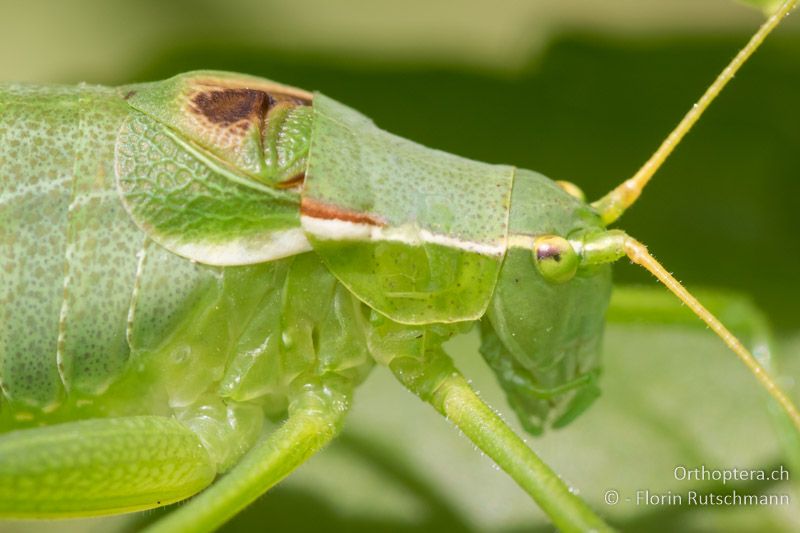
xmin=580 ymin=229 xmax=800 ymax=433
xmin=592 ymin=0 xmax=798 ymax=225
xmin=622 ymin=236 xmax=800 ymax=432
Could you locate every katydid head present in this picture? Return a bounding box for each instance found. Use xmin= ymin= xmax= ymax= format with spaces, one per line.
xmin=480 ymin=169 xmax=613 ymax=435
xmin=483 ymin=0 xmax=800 ymax=437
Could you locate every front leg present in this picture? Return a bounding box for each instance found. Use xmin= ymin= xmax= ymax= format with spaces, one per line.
xmin=384 ymin=344 xmax=613 ymax=533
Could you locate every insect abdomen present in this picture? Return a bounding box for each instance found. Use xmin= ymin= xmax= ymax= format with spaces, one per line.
xmin=0 ymin=84 xmax=217 ymax=414
xmin=0 ymin=85 xmax=82 ymax=410
xmin=0 ymin=85 xmax=156 ymax=412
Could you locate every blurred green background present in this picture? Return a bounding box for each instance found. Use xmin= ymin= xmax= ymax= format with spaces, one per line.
xmin=1 ymin=0 xmax=798 ymax=531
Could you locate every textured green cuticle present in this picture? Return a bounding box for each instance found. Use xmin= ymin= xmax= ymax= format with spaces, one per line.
xmin=116 ymin=112 xmax=300 ymax=244
xmin=302 ymin=93 xmax=515 ymax=324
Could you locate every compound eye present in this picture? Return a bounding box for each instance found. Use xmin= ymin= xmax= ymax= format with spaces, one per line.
xmin=532 ymin=235 xmax=579 ymax=283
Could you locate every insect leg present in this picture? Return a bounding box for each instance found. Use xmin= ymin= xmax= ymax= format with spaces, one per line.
xmin=0 ymin=416 xmax=215 ymax=517
xmin=143 ymin=375 xmax=351 ymax=533
xmin=390 ymin=349 xmax=613 ymax=533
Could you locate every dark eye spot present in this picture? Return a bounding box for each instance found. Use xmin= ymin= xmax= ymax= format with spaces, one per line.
xmin=536 ymin=243 xmax=562 ymax=262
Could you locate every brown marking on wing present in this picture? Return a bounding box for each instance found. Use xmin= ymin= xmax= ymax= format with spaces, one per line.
xmin=190 ymin=88 xmax=268 ymax=127
xmin=277 ymin=172 xmax=306 ymax=189
xmin=301 ymin=197 xmax=385 ymax=226
xmin=186 ymin=82 xmax=311 ymax=137
xmin=192 ymin=75 xmax=313 ymax=103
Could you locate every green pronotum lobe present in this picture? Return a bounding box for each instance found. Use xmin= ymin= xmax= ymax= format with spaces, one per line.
xmin=302 ymin=94 xmax=515 ymax=324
